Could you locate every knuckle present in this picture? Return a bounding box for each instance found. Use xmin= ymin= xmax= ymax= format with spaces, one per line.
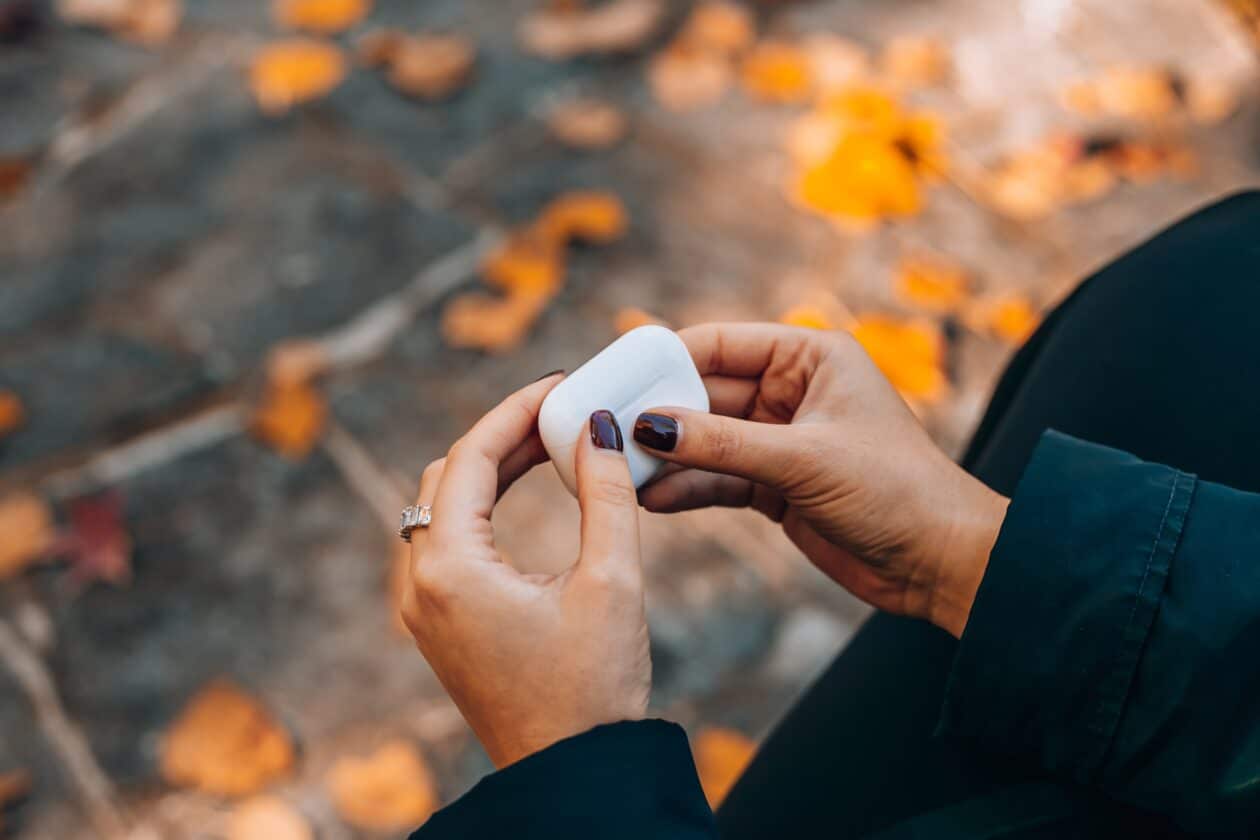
xmin=586 ymin=474 xmax=636 ymax=509
xmin=702 ymin=421 xmax=743 ymax=467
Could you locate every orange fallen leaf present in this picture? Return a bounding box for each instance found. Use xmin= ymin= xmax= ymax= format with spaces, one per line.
xmin=850 ymin=315 xmax=945 ymax=402
xmin=251 ymin=381 xmax=328 ymax=458
xmin=536 ymin=190 xmax=629 ymax=244
xmin=693 ymin=727 xmax=755 ymax=808
xmin=965 ymin=294 xmax=1040 ymax=345
xmin=741 ymin=40 xmax=812 ymax=104
xmin=895 ymin=256 xmax=969 ymax=314
xmin=441 ymin=291 xmax=550 ymax=353
xmin=58 ymin=0 xmax=180 ymax=46
xmin=357 ymin=30 xmax=475 ymax=100
xmin=326 ymin=740 xmax=438 ymax=832
xmin=679 ymin=1 xmax=755 ymax=56
xmin=648 ymin=42 xmax=731 ymax=111
xmin=0 ymin=390 xmax=24 ymax=437
xmin=1185 ymin=77 xmax=1239 ymax=126
xmin=482 ymin=232 xmax=566 ymax=297
xmin=546 ymin=97 xmax=628 ymax=149
xmin=519 ymin=0 xmax=664 ymax=59
xmin=1069 ymin=66 xmax=1179 ymax=122
xmin=249 ymin=39 xmax=347 ymax=115
xmin=161 ymin=679 xmax=295 ymax=797
xmin=880 ymin=35 xmax=949 ymax=87
xmin=265 ymin=339 xmax=329 ymax=389
xmin=0 ymin=157 xmax=32 ymax=200
xmin=0 ymin=493 xmax=54 ymax=582
xmin=228 ymin=796 xmax=312 ymax=840
xmin=614 ymin=306 xmax=667 ymax=334
xmin=273 ymin=0 xmax=369 ymax=35
xmin=778 ymin=305 xmax=834 ymax=330
xmin=0 ymin=768 xmax=31 ymax=832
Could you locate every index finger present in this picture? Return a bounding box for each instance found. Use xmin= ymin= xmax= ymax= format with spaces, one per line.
xmin=678 ymin=322 xmax=819 ymax=378
xmin=431 ymin=374 xmax=561 ymax=542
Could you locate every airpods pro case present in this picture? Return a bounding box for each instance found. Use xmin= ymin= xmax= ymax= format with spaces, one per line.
xmin=539 ymin=325 xmax=709 ymax=496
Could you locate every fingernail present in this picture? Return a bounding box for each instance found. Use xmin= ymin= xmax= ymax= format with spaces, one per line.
xmin=532 ymin=368 xmax=565 ymax=383
xmin=633 ymin=412 xmax=678 ymax=452
xmin=590 ymin=410 xmax=623 ymax=451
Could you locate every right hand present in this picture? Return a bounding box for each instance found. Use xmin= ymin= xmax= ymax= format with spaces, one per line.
xmin=635 ymin=323 xmax=1008 ymax=638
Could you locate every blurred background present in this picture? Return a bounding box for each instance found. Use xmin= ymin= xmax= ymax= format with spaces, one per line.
xmin=0 ymin=0 xmax=1256 ymax=836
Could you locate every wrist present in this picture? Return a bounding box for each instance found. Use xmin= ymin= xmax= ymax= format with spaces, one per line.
xmin=929 ymin=478 xmax=1008 ymax=639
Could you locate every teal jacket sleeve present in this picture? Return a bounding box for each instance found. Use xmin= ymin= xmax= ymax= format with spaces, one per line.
xmin=409 ymin=719 xmax=717 ymax=839
xmin=939 ymin=430 xmax=1260 ymax=834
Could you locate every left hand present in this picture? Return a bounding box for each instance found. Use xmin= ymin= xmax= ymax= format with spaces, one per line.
xmin=400 ymin=373 xmax=651 ymax=768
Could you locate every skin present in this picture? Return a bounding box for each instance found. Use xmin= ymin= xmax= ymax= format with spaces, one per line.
xmin=403 ymin=324 xmax=1009 ymax=767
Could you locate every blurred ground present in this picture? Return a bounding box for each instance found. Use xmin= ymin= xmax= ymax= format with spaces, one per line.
xmin=0 ymin=0 xmax=1257 ymax=837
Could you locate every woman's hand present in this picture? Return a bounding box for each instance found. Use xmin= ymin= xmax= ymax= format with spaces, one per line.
xmin=400 ymin=374 xmax=651 ymax=768
xmin=635 ymin=323 xmax=1009 ymax=638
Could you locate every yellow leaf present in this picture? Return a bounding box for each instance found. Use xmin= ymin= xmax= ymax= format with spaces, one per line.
xmin=250 ymin=39 xmax=347 ymax=115
xmin=778 ymin=305 xmax=834 ymax=330
xmin=326 ymin=740 xmax=438 ymax=832
xmin=850 ymin=315 xmax=945 ymax=402
xmin=1093 ymin=66 xmax=1178 ymax=121
xmin=795 ymin=132 xmax=921 ymax=224
xmin=251 ymin=381 xmax=328 ymax=459
xmin=160 ymin=680 xmax=295 ymax=797
xmin=273 ymin=0 xmax=370 ymax=35
xmin=536 ymin=191 xmax=629 ymax=244
xmin=648 ymin=42 xmax=731 ymax=111
xmin=694 ymin=728 xmax=755 ymax=808
xmin=546 ymin=98 xmax=628 ymax=150
xmin=228 ymin=796 xmax=312 ymax=840
xmin=880 ymin=36 xmax=949 ymax=87
xmin=895 ymin=256 xmax=969 ymax=314
xmin=679 ymin=1 xmax=755 ymax=56
xmin=614 ymin=306 xmax=667 ymax=334
xmin=0 ymin=391 xmax=24 ymax=438
xmin=741 ymin=40 xmax=812 ymax=104
xmin=0 ymin=493 xmax=54 ymax=582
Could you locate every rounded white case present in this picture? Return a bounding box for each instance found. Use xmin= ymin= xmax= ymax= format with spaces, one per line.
xmin=538 ymin=325 xmax=710 ymax=496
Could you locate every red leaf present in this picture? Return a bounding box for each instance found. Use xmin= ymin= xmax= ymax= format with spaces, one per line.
xmin=58 ymin=492 xmax=133 ymax=586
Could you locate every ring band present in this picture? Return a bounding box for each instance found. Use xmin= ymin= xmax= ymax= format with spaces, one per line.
xmin=398 ymin=504 xmax=432 ymax=542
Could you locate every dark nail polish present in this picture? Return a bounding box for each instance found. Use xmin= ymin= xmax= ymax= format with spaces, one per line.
xmin=590 ymin=410 xmax=623 ymax=451
xmin=533 ymin=368 xmax=565 ymax=383
xmin=633 ymin=412 xmax=678 ymax=452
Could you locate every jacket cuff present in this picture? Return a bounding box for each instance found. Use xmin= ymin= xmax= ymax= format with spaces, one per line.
xmin=411 ymin=719 xmax=714 ymax=838
xmin=938 ymin=431 xmax=1195 ymax=783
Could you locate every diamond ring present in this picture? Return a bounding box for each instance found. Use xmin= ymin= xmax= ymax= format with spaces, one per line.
xmin=398 ymin=504 xmax=432 ymax=542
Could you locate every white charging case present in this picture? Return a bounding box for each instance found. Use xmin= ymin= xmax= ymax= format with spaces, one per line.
xmin=538 ymin=325 xmax=709 ymax=496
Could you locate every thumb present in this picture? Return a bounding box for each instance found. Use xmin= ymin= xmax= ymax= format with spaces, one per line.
xmin=633 ymin=407 xmax=806 ymax=490
xmin=573 ymin=410 xmax=641 ymax=587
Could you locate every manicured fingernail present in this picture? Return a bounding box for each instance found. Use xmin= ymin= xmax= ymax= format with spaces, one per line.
xmin=533 ymin=368 xmax=565 ymax=383
xmin=590 ymin=410 xmax=623 ymax=451
xmin=633 ymin=412 xmax=677 ymax=452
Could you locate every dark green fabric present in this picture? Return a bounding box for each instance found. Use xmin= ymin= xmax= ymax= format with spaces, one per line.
xmin=411 ymin=432 xmax=1260 ymax=838
xmin=940 ymin=431 xmax=1260 ymax=835
xmin=410 ymin=719 xmax=715 ymax=839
